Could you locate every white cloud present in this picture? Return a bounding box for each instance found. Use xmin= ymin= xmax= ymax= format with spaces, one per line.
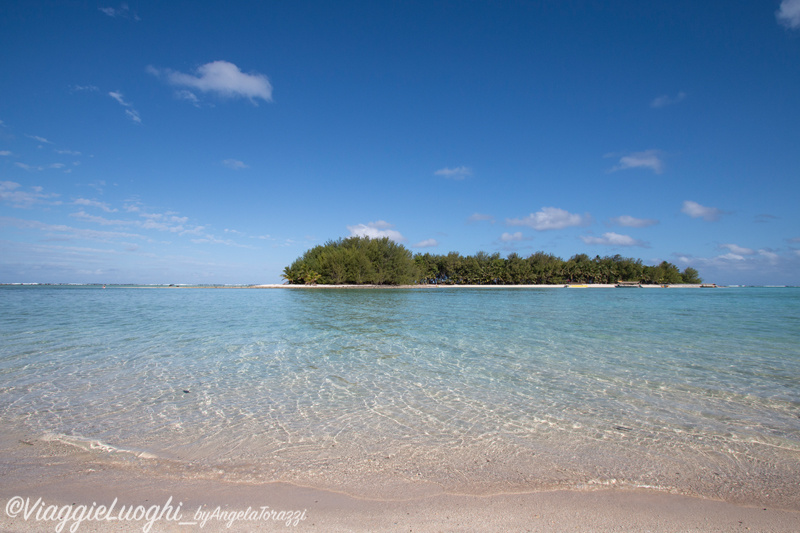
xmin=434 ymin=166 xmax=472 ymax=179
xmin=108 ymin=91 xmax=127 ymax=106
xmin=109 ymin=91 xmax=142 ymax=123
xmin=70 ymin=85 xmax=100 ymax=92
xmin=414 ymin=239 xmax=439 ymax=248
xmin=149 ymin=61 xmax=273 ymax=104
xmin=759 ymin=249 xmax=780 ymax=262
xmin=467 ymin=213 xmax=495 ymax=223
xmin=720 ymin=243 xmax=755 ymax=255
xmin=0 ymin=216 xmax=146 ymax=242
xmin=0 ymin=151 xmax=11 ymax=156
xmin=777 ymin=0 xmax=800 ymax=29
xmin=74 ymin=198 xmax=117 ymax=213
xmin=175 ymin=90 xmax=201 ymax=106
xmin=609 ymin=215 xmax=658 ymax=228
xmin=70 ymin=211 xmax=133 ymax=226
xmin=139 ymin=212 xmax=190 ymax=233
xmin=190 ymin=234 xmax=254 ymax=248
xmin=125 ymin=109 xmax=141 ymax=123
xmin=506 ymin=207 xmax=589 ymax=231
xmin=347 ymin=221 xmax=406 ymax=242
xmin=717 ymin=253 xmax=745 ymax=261
xmin=14 ymin=162 xmax=65 ymax=172
xmin=580 ymin=232 xmax=647 ymax=247
xmin=676 ymin=251 xmax=793 ymax=278
xmin=500 ymin=232 xmax=525 ymax=242
xmin=99 ymin=3 xmax=139 ymax=20
xmin=1 ymin=181 xmax=60 ymax=208
xmin=651 ymin=92 xmax=686 ymax=108
xmin=222 ymin=159 xmax=249 ymax=170
xmin=26 ymin=134 xmax=52 ymax=144
xmin=607 ymin=150 xmax=664 ymax=174
xmin=55 ymin=149 xmax=81 ymax=156
xmin=682 ymin=200 xmax=723 ymax=221
xmin=71 ymin=202 xmax=209 ymax=237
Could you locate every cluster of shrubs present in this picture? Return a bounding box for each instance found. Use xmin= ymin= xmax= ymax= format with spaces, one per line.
xmin=282 ymin=237 xmax=702 ymax=285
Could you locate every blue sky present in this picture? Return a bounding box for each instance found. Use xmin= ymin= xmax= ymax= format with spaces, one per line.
xmin=1 ymin=1 xmax=799 ymax=285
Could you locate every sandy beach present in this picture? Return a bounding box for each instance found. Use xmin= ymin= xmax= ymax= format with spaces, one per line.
xmin=1 ymin=432 xmax=798 ymax=532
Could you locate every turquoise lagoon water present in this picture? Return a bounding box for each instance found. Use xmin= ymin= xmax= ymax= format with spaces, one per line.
xmin=0 ymin=286 xmax=798 ymax=506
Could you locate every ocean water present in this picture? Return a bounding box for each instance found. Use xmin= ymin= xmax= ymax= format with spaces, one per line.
xmin=1 ymin=286 xmax=798 ymax=507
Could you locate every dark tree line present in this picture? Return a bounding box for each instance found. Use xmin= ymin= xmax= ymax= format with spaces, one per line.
xmin=413 ymin=251 xmax=701 ymax=285
xmin=282 ymin=237 xmax=702 ymax=285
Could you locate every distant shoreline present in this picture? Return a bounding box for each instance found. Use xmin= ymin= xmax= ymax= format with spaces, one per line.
xmin=10 ymin=283 xmax=800 ymax=289
xmin=249 ymin=283 xmax=710 ymax=289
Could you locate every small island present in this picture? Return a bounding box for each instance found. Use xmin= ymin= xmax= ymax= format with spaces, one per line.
xmin=282 ymin=236 xmax=702 ymax=286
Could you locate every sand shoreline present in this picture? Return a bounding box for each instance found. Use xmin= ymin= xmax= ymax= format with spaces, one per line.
xmin=3 ymin=469 xmax=798 ymax=533
xmin=1 ymin=432 xmax=798 ymax=532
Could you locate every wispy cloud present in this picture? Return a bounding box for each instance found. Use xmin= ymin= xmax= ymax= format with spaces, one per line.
xmin=0 ymin=181 xmax=60 ymax=208
xmin=777 ymin=0 xmax=800 ymax=29
xmin=99 ymin=3 xmax=140 ymax=21
xmin=72 ymin=200 xmax=209 ymax=237
xmin=0 ymin=150 xmax=12 ymax=156
xmin=682 ymin=200 xmax=724 ymax=222
xmin=675 ymin=248 xmax=791 ymax=280
xmin=413 ymin=238 xmax=439 ymax=248
xmin=70 ymin=84 xmax=100 ymax=93
xmin=347 ymin=220 xmax=406 ymax=242
xmin=14 ymin=162 xmax=65 ymax=172
xmin=754 ymin=214 xmax=779 ymax=224
xmin=70 ymin=211 xmax=134 ymax=226
xmin=175 ymin=90 xmax=201 ymax=107
xmin=26 ymin=134 xmax=52 ymax=145
xmin=109 ymin=91 xmax=142 ymax=123
xmin=222 ymin=159 xmax=248 ymax=170
xmin=607 ymin=150 xmax=664 ymax=174
xmin=719 ymin=243 xmax=755 ymax=256
xmin=189 ymin=234 xmax=255 ymax=248
xmin=148 ymin=61 xmax=273 ymax=104
xmin=1 ymin=216 xmax=147 ymax=242
xmin=467 ymin=213 xmax=495 ymax=224
xmin=758 ymin=249 xmax=780 ymax=263
xmin=507 ymin=207 xmax=590 ymax=231
xmin=609 ymin=215 xmax=658 ymax=228
xmin=499 ymin=232 xmax=526 ymax=242
xmin=74 ymin=198 xmax=117 ymax=213
xmin=434 ymin=166 xmax=472 ymax=180
xmin=580 ymin=232 xmax=647 ymax=247
xmin=651 ymin=91 xmax=686 ymax=108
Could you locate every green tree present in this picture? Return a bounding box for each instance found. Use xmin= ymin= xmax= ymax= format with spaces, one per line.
xmin=681 ymin=267 xmax=702 ymax=284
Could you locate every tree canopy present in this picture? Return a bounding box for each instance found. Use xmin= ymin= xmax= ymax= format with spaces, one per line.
xmin=281 ymin=236 xmax=417 ymax=285
xmin=282 ymin=237 xmax=702 ymax=285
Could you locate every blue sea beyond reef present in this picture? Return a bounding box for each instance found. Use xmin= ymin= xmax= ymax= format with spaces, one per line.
xmin=0 ymin=285 xmax=798 ymax=508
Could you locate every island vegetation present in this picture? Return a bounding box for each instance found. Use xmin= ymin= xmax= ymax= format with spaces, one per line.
xmin=282 ymin=236 xmax=702 ymax=285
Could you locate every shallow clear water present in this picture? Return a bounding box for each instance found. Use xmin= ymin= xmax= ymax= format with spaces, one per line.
xmin=1 ymin=286 xmax=798 ymax=505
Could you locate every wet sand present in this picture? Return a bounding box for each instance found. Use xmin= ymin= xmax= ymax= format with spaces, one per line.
xmin=1 ymin=432 xmax=797 ymax=532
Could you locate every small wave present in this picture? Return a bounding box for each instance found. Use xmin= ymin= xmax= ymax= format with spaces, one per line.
xmin=40 ymin=432 xmax=159 ymax=459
